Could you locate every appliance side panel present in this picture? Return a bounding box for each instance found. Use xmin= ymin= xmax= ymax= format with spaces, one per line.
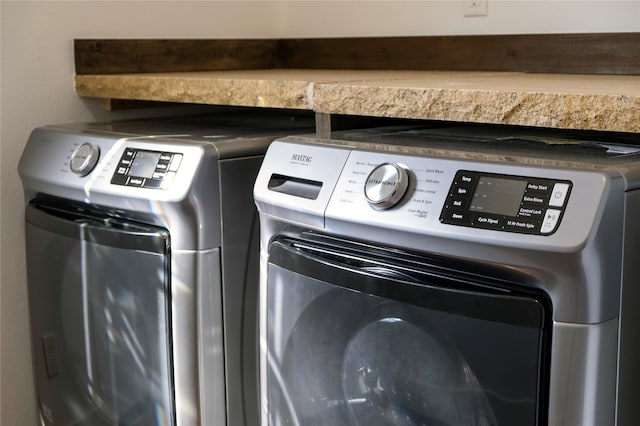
xmin=172 ymin=248 xmax=225 ymax=426
xmin=616 ymin=189 xmax=640 ymax=426
xmin=547 ymin=320 xmax=618 ymax=426
xmin=194 ymin=248 xmax=227 ymax=426
xmin=218 ymin=155 xmax=264 ymax=426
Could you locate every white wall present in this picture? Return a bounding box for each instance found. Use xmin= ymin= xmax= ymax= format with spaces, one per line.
xmin=1 ymin=1 xmax=638 ymax=425
xmin=0 ymin=2 xmax=277 ymax=425
xmin=274 ymin=0 xmax=640 ymax=37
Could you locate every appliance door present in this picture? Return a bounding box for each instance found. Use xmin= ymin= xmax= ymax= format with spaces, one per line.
xmin=25 ymin=201 xmax=174 ymax=426
xmin=265 ymin=232 xmax=550 ymax=426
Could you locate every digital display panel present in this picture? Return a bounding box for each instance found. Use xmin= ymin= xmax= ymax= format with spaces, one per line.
xmin=469 ymin=176 xmax=527 ymax=216
xmin=129 ymin=151 xmax=161 ymax=178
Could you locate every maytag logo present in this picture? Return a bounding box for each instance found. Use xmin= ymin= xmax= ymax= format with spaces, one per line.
xmin=291 ymin=154 xmax=313 ymax=163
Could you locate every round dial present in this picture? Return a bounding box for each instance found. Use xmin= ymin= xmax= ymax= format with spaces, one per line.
xmin=364 ymin=162 xmax=410 ymax=210
xmin=70 ymin=143 xmax=100 ymax=176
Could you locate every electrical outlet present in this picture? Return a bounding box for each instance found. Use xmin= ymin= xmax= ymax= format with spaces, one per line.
xmin=464 ymin=0 xmax=488 ymax=17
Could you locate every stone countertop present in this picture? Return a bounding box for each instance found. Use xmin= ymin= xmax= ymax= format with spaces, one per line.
xmin=75 ymin=69 xmax=640 ymax=133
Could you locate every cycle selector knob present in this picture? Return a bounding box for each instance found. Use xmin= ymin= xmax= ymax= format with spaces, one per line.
xmin=364 ymin=162 xmax=410 ymax=210
xmin=70 ymin=143 xmax=100 ymax=176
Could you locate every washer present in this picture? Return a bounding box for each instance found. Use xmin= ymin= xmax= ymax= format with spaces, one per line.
xmin=18 ymin=112 xmax=313 ymax=426
xmin=254 ymin=124 xmax=640 ymax=426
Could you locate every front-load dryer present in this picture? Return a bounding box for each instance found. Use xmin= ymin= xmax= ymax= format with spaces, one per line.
xmin=254 ymin=124 xmax=640 ymax=426
xmin=18 ymin=111 xmax=313 ymax=426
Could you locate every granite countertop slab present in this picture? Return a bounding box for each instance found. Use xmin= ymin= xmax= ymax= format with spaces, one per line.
xmin=75 ymin=69 xmax=640 ymax=133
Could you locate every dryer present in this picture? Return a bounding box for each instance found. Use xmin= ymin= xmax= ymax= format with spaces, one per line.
xmin=18 ymin=112 xmax=313 ymax=426
xmin=254 ymin=124 xmax=640 ymax=426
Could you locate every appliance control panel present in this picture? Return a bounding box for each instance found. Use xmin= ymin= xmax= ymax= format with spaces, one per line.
xmin=256 ymin=139 xmax=609 ymax=243
xmin=440 ymin=170 xmax=572 ymax=235
xmin=110 ymin=148 xmax=183 ymax=189
xmin=319 ymin=148 xmax=598 ymax=239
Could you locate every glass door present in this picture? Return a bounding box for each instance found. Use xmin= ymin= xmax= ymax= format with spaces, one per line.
xmin=265 ymin=232 xmax=550 ymax=426
xmin=25 ymin=201 xmax=174 ymax=426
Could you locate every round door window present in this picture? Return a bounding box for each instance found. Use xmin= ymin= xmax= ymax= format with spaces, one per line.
xmin=270 ymin=289 xmax=497 ymax=426
xmin=341 ymin=305 xmax=496 ymax=426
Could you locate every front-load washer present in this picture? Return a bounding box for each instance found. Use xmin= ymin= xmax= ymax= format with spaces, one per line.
xmin=254 ymin=124 xmax=640 ymax=426
xmin=18 ymin=112 xmax=313 ymax=426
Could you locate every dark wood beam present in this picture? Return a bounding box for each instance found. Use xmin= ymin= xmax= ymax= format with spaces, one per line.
xmin=75 ymin=33 xmax=640 ymax=76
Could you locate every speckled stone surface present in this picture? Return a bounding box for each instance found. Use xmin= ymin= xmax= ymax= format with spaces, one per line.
xmin=313 ymin=72 xmax=640 ymax=133
xmin=76 ymin=71 xmax=315 ymax=109
xmin=75 ymin=69 xmax=640 ymax=133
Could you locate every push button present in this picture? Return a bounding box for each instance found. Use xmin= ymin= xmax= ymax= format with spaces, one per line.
xmin=453 ymin=184 xmax=473 ymax=197
xmin=522 ymin=193 xmax=547 ymax=206
xmin=549 ymin=183 xmax=570 ymax=207
xmin=128 ymin=177 xmax=145 ymax=187
xmin=448 ymin=197 xmax=469 ymax=210
xmin=456 ymin=172 xmax=477 ymax=186
xmin=169 ymin=154 xmax=183 ymax=172
xmin=440 ymin=209 xmax=473 ymax=225
xmin=474 ymin=214 xmax=503 ymax=230
xmin=527 ymin=181 xmax=551 ymax=193
xmin=518 ymin=206 xmax=544 ymax=219
xmin=504 ymin=218 xmax=540 ymax=234
xmin=541 ymin=209 xmax=562 ymax=234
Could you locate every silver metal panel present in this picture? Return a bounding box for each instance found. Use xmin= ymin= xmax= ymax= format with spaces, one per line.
xmin=19 ymin=127 xmax=221 ymax=251
xmin=254 ymin=140 xmax=352 ymax=230
xmin=255 ymin=127 xmax=640 ymax=426
xmin=256 ymin=137 xmax=626 ymax=324
xmin=548 ymin=320 xmax=618 ymax=426
xmin=170 ymin=248 xmax=226 ymax=426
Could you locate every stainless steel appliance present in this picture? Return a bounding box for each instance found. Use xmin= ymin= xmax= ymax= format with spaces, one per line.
xmin=18 ymin=112 xmax=313 ymax=426
xmin=254 ymin=125 xmax=640 ymax=426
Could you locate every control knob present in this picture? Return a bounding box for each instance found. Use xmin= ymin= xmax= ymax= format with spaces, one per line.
xmin=70 ymin=143 xmax=100 ymax=176
xmin=364 ymin=162 xmax=410 ymax=210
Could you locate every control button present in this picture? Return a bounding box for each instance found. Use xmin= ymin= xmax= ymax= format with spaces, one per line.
xmin=522 ymin=193 xmax=547 ymax=206
xmin=518 ymin=206 xmax=545 ymax=219
xmin=155 ymin=162 xmax=169 ymax=171
xmin=456 ymin=172 xmax=477 ymax=186
xmin=162 ymin=172 xmax=176 ymax=189
xmin=169 ymin=154 xmax=183 ymax=172
xmin=128 ymin=177 xmax=145 ymax=187
xmin=453 ymin=184 xmax=473 ymax=197
xmin=526 ymin=181 xmax=552 ymax=194
xmin=364 ymin=163 xmax=410 ymax=210
xmin=549 ymin=183 xmax=570 ymax=207
xmin=474 ymin=214 xmax=504 ymax=230
xmin=504 ymin=218 xmax=540 ymax=234
xmin=440 ymin=209 xmax=473 ymax=225
xmin=70 ymin=143 xmax=100 ymax=176
xmin=541 ymin=209 xmax=562 ymax=234
xmin=448 ymin=197 xmax=469 ymax=210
